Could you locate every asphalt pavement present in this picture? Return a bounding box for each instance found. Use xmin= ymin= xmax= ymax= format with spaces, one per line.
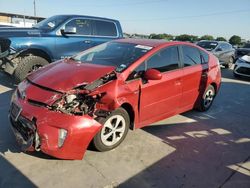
xmin=0 ymin=68 xmax=249 ymax=188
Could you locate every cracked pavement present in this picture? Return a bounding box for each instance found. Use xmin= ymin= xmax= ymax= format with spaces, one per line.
xmin=0 ymin=68 xmax=250 ymax=188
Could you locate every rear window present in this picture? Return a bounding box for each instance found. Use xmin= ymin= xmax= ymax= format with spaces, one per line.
xmin=93 ymin=20 xmax=117 ymax=37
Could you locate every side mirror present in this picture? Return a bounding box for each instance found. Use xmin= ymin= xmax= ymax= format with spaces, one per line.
xmin=144 ymin=69 xmax=162 ymax=80
xmin=216 ymin=47 xmax=222 ymax=52
xmin=61 ymin=26 xmax=77 ymax=35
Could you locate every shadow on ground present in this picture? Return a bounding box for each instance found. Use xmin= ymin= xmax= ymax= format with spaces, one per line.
xmin=119 ymin=80 xmax=250 ymax=188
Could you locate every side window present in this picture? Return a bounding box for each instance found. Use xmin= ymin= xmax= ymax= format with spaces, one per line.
xmin=146 ymin=46 xmax=179 ymax=72
xmin=93 ymin=20 xmax=117 ymax=37
xmin=182 ymin=45 xmax=202 ymax=67
xmin=65 ymin=19 xmax=92 ymax=35
xmin=199 ymin=50 xmax=209 ymax=64
xmin=127 ymin=63 xmax=146 ymax=81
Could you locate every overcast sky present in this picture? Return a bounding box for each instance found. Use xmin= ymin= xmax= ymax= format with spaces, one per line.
xmin=0 ymin=0 xmax=250 ymax=40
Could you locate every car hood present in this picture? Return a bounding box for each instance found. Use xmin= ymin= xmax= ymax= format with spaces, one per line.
xmin=0 ymin=27 xmax=42 ymax=38
xmin=27 ymin=59 xmax=116 ymax=92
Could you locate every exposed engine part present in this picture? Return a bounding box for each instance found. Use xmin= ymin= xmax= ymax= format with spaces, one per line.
xmin=51 ymin=92 xmax=105 ymax=116
xmin=84 ymin=71 xmax=116 ymax=91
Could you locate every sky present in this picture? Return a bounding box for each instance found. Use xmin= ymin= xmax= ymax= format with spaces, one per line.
xmin=0 ymin=0 xmax=250 ymax=40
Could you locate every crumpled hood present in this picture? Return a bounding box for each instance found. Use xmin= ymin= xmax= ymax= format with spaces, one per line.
xmin=27 ymin=59 xmax=116 ymax=92
xmin=0 ymin=27 xmax=42 ymax=38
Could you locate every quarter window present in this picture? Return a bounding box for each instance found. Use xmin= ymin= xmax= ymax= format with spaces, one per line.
xmin=200 ymin=50 xmax=209 ymax=64
xmin=146 ymin=46 xmax=180 ymax=72
xmin=93 ymin=20 xmax=117 ymax=37
xmin=65 ymin=19 xmax=92 ymax=35
xmin=182 ymin=46 xmax=202 ymax=66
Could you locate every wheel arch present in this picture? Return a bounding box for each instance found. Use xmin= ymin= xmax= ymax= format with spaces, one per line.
xmin=121 ymin=103 xmax=135 ymax=130
xmin=17 ymin=48 xmax=52 ymax=63
xmin=210 ymin=82 xmax=218 ymax=94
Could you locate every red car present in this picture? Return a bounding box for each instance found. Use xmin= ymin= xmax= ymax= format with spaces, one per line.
xmin=10 ymin=39 xmax=221 ymax=159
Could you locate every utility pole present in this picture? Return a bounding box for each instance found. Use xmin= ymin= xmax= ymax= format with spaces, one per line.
xmin=33 ymin=0 xmax=36 ymax=17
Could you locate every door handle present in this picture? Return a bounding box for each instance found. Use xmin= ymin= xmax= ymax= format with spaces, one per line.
xmin=84 ymin=40 xmax=91 ymax=44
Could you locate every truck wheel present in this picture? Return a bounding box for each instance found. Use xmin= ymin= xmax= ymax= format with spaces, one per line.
xmin=93 ymin=108 xmax=130 ymax=152
xmin=197 ymin=85 xmax=215 ymax=112
xmin=13 ymin=56 xmax=49 ymax=83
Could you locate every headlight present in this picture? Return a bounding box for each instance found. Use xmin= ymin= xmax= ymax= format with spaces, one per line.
xmin=58 ymin=128 xmax=67 ymax=148
xmin=10 ymin=89 xmax=17 ymax=104
xmin=17 ymin=80 xmax=29 ymax=100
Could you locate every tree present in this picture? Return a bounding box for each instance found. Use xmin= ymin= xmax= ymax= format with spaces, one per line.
xmin=199 ymin=35 xmax=214 ymax=41
xmin=229 ymin=35 xmax=241 ymax=45
xmin=216 ymin=37 xmax=227 ymax=41
xmin=149 ymin=33 xmax=174 ymax=41
xmin=175 ymin=34 xmax=198 ymax=42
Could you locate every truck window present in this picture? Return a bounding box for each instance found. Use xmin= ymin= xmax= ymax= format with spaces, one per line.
xmin=65 ymin=19 xmax=92 ymax=35
xmin=93 ymin=20 xmax=117 ymax=37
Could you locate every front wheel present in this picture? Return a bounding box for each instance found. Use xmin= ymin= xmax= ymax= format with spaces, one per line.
xmin=93 ymin=108 xmax=130 ymax=152
xmin=13 ymin=55 xmax=49 ymax=83
xmin=197 ymin=85 xmax=216 ymax=112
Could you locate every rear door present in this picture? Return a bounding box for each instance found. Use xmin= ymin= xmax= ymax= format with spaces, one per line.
xmin=180 ymin=45 xmax=208 ymax=111
xmin=139 ymin=46 xmax=183 ymax=125
xmin=91 ymin=20 xmax=120 ymax=47
xmin=55 ymin=18 xmax=93 ymax=59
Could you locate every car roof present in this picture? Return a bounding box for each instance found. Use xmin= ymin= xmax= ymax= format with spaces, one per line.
xmin=115 ymin=38 xmax=193 ymax=48
xmin=53 ymin=14 xmax=119 ymax=23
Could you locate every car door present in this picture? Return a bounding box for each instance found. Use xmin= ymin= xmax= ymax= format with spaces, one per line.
xmin=220 ymin=43 xmax=234 ymax=63
xmin=139 ymin=46 xmax=182 ymax=125
xmin=213 ymin=44 xmax=224 ymax=61
xmin=180 ymin=45 xmax=208 ymax=111
xmin=90 ymin=20 xmax=119 ymax=47
xmin=55 ymin=18 xmax=93 ymax=60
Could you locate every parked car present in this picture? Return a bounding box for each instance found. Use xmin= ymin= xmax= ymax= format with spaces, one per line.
xmin=235 ymin=43 xmax=250 ymax=60
xmin=9 ymin=39 xmax=221 ymax=160
xmin=234 ymin=55 xmax=250 ymax=78
xmin=197 ymin=40 xmax=235 ymax=68
xmin=0 ymin=14 xmax=123 ymax=82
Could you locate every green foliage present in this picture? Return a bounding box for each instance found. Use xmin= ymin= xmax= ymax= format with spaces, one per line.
xmin=229 ymin=35 xmax=241 ymax=45
xmin=216 ymin=37 xmax=227 ymax=41
xmin=199 ymin=35 xmax=214 ymax=41
xmin=175 ymin=34 xmax=198 ymax=42
xmin=149 ymin=33 xmax=174 ymax=41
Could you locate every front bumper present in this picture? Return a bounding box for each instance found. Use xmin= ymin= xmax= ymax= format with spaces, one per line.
xmin=9 ymin=93 xmax=103 ymax=160
xmin=234 ymin=60 xmax=250 ymax=77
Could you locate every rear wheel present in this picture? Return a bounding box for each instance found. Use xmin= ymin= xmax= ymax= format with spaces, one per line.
xmin=93 ymin=108 xmax=130 ymax=152
xmin=13 ymin=55 xmax=49 ymax=83
xmin=197 ymin=85 xmax=216 ymax=112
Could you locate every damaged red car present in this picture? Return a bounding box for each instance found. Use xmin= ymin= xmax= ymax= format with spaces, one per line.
xmin=9 ymin=39 xmax=221 ymax=159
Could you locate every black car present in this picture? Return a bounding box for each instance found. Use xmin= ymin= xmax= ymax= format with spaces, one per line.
xmin=197 ymin=41 xmax=235 ymax=68
xmin=235 ymin=43 xmax=250 ymax=60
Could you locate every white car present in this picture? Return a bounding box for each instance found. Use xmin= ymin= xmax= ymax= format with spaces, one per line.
xmin=234 ymin=55 xmax=250 ymax=78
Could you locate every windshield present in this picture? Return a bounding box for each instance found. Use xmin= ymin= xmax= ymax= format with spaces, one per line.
xmin=243 ymin=43 xmax=250 ymax=48
xmin=73 ymin=42 xmax=153 ymax=72
xmin=33 ymin=15 xmax=68 ymax=30
xmin=197 ymin=41 xmax=218 ymax=50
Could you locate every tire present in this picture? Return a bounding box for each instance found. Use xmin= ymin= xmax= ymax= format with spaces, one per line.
xmin=224 ymin=57 xmax=234 ymax=69
xmin=93 ymin=108 xmax=130 ymax=152
xmin=13 ymin=55 xmax=49 ymax=83
xmin=197 ymin=85 xmax=216 ymax=112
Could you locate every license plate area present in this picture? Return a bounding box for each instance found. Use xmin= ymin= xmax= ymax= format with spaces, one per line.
xmin=10 ymin=102 xmax=22 ymax=121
